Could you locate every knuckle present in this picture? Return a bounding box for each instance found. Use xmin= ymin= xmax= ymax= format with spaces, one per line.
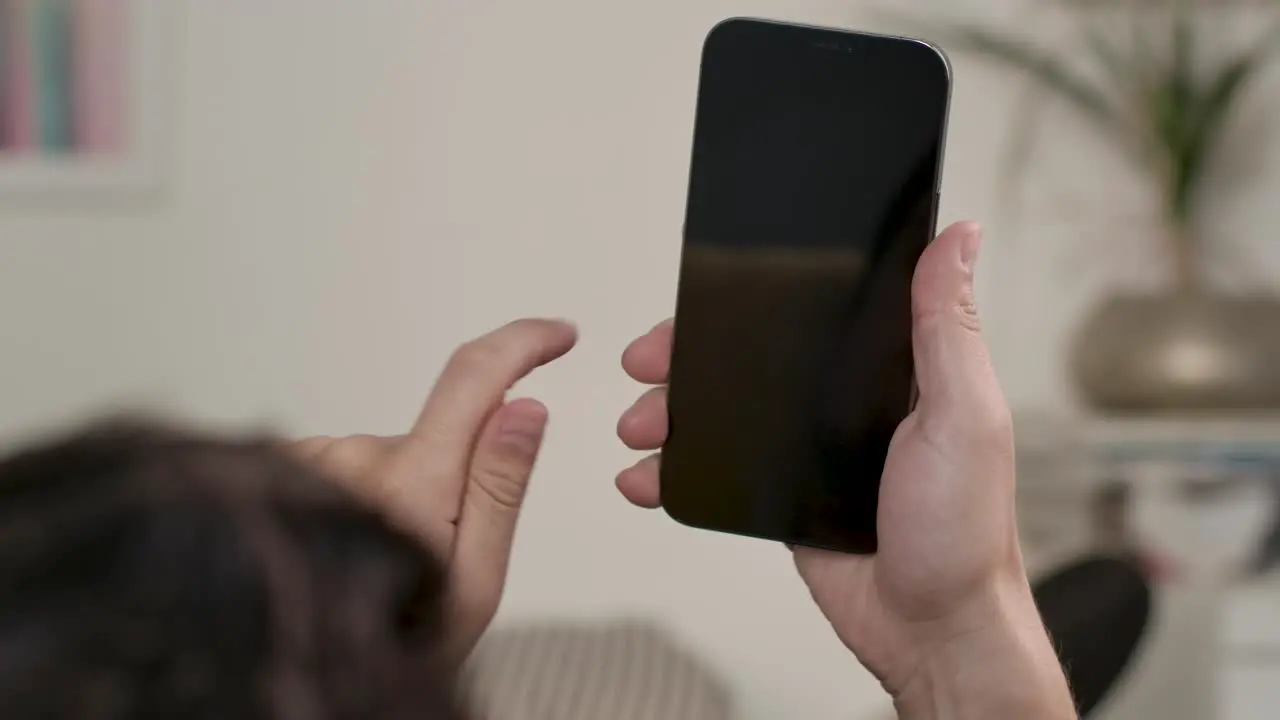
xmin=471 ymin=464 xmax=529 ymax=511
xmin=911 ymin=298 xmax=983 ymax=336
xmin=921 ymin=394 xmax=1013 ymax=458
xmin=317 ymin=439 xmax=381 ymax=479
xmin=969 ymin=400 xmax=1014 ymax=451
xmin=334 ymin=434 xmax=381 ymax=457
xmin=909 ymin=301 xmax=947 ymax=331
xmin=291 ymin=436 xmax=334 ymax=460
xmin=956 ymin=296 xmax=982 ymax=334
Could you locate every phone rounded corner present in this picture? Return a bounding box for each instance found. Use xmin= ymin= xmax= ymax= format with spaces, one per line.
xmin=703 ymin=17 xmax=754 ymax=50
xmin=786 ymin=532 xmax=878 ymax=557
xmin=909 ymin=37 xmax=954 ymax=87
xmin=659 ymin=499 xmax=696 ymax=530
xmin=655 ymin=468 xmax=704 ymax=531
xmin=655 ymin=471 xmax=684 ymax=523
xmin=660 ymin=497 xmax=718 ymax=538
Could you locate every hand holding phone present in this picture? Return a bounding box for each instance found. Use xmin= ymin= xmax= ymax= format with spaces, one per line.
xmin=615 ymin=19 xmax=1074 ymax=714
xmin=617 ymin=225 xmax=1074 ymax=714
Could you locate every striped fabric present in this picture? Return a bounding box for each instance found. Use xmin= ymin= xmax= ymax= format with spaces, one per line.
xmin=466 ymin=620 xmax=733 ymax=720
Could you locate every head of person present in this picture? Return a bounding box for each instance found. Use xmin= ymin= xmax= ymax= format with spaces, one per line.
xmin=0 ymin=421 xmax=466 ymax=720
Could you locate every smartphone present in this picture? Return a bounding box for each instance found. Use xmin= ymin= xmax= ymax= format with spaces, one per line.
xmin=661 ymin=18 xmax=952 ymax=554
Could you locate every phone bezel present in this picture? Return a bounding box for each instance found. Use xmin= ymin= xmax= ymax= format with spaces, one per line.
xmin=660 ymin=17 xmax=953 ymax=555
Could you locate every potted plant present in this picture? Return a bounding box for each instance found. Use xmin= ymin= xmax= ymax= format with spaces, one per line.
xmin=903 ymin=4 xmax=1280 ymax=412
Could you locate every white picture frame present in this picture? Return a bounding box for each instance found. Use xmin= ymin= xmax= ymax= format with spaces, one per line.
xmin=0 ymin=0 xmax=178 ymax=197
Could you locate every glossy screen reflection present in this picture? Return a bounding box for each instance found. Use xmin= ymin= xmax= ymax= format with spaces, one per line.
xmin=662 ymin=20 xmax=950 ymax=553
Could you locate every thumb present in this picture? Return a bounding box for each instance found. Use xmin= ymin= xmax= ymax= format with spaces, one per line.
xmin=911 ymin=222 xmax=1002 ymax=421
xmin=449 ymin=398 xmax=548 ymax=634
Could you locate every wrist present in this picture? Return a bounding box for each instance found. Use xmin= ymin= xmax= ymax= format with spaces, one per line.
xmin=893 ymin=577 xmax=1077 ymax=720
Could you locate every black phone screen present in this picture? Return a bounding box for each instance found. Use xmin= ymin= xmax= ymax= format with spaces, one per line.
xmin=662 ymin=19 xmax=951 ymax=553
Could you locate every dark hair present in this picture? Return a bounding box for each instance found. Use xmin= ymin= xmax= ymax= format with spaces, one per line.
xmin=0 ymin=421 xmax=466 ymax=720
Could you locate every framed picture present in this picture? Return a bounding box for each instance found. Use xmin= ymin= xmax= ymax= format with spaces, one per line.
xmin=0 ymin=0 xmax=176 ymax=195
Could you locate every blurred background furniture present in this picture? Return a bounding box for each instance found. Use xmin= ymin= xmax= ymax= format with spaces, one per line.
xmin=1034 ymin=556 xmax=1153 ymax=717
xmin=1221 ymin=578 xmax=1280 ymax=720
xmin=467 ymin=620 xmax=733 ymax=720
xmin=1018 ymin=415 xmax=1280 ymax=719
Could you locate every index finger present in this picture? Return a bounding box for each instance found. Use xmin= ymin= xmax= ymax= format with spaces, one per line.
xmin=414 ymin=317 xmax=576 ymax=447
xmin=382 ymin=319 xmax=577 ymax=526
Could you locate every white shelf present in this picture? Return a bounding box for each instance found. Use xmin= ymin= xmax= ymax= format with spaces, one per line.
xmin=1016 ymin=413 xmax=1280 ymax=448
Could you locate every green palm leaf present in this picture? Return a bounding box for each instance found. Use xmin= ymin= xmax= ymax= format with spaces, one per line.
xmin=874 ymin=4 xmax=1280 ymax=241
xmin=1086 ymin=31 xmax=1125 ymax=85
xmin=931 ymin=23 xmax=1119 ymax=132
xmin=1192 ymin=20 xmax=1280 ymax=169
xmin=870 ymin=9 xmax=1119 ymax=132
xmin=1162 ymin=18 xmax=1280 ymax=221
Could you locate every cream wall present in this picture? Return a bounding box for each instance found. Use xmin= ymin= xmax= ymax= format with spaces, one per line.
xmin=2 ymin=1 xmax=1280 ymax=718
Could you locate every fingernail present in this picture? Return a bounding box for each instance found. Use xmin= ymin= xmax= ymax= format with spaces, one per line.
xmin=550 ymin=318 xmax=579 ymax=335
xmin=959 ymin=222 xmax=982 ymax=273
xmin=499 ymin=401 xmax=548 ymax=453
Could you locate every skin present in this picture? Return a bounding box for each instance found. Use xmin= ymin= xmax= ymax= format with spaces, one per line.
xmin=292 ymin=222 xmax=1076 ymax=718
xmin=618 ymin=222 xmax=1077 ymax=719
xmin=291 ymin=318 xmax=579 ymax=661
